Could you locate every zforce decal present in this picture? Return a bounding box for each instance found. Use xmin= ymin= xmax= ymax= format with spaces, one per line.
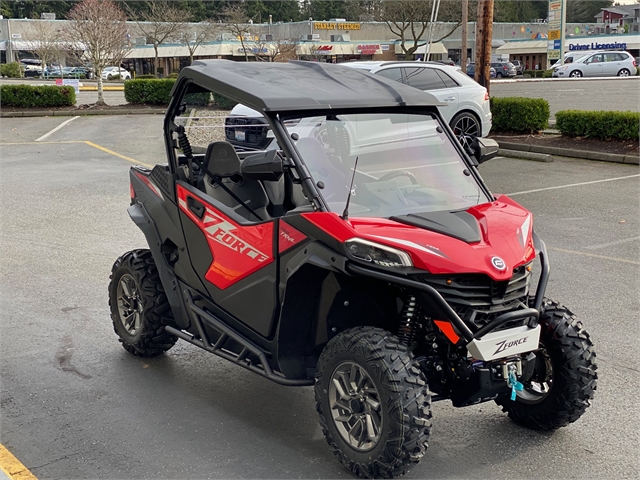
xmin=177 ymin=185 xmax=274 ymax=289
xmin=278 ymin=221 xmax=307 ymax=253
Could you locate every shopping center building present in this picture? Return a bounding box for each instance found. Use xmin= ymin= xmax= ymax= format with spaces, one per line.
xmin=1 ymin=16 xmax=637 ymax=74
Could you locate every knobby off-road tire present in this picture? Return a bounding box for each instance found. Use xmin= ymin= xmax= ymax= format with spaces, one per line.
xmin=315 ymin=327 xmax=432 ymax=479
xmin=496 ymin=299 xmax=597 ymax=430
xmin=109 ymin=249 xmax=177 ymax=357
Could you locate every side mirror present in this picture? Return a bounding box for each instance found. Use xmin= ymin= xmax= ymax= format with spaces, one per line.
xmin=242 ymin=149 xmax=283 ymax=181
xmin=472 ymin=137 xmax=499 ymax=164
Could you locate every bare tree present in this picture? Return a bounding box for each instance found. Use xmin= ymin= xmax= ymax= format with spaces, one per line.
xmin=384 ymin=0 xmax=468 ymax=59
xmin=252 ymin=35 xmax=298 ymax=63
xmin=177 ymin=20 xmax=219 ymax=65
xmin=222 ymin=3 xmax=251 ymax=62
xmin=67 ymin=0 xmax=130 ymax=105
xmin=24 ymin=21 xmax=65 ymax=77
xmin=130 ymin=1 xmax=188 ymax=75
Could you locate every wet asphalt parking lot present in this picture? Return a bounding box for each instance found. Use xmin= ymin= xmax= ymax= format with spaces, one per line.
xmin=0 ymin=114 xmax=638 ymax=479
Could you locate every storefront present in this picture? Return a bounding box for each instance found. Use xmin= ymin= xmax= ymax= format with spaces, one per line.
xmin=496 ymin=34 xmax=640 ymax=70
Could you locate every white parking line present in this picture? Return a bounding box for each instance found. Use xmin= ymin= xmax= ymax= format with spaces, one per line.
xmin=35 ymin=116 xmax=80 ymax=142
xmin=508 ymin=174 xmax=640 ymax=196
xmin=585 ymin=236 xmax=640 ymax=250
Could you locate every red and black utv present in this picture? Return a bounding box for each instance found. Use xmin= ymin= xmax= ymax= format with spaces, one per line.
xmin=109 ymin=60 xmax=596 ymax=479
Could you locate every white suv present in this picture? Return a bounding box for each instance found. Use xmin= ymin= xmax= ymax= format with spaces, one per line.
xmin=226 ymin=61 xmax=491 ymax=150
xmin=101 ymin=66 xmax=131 ymax=80
xmin=553 ymin=51 xmax=637 ymax=78
xmin=340 ymin=61 xmax=492 ymax=148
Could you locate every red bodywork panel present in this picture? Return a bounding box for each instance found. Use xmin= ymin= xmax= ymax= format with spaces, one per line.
xmin=279 ymin=221 xmax=307 ymax=253
xmin=177 ymin=185 xmax=274 ymax=289
xmin=302 ymin=195 xmax=535 ymax=281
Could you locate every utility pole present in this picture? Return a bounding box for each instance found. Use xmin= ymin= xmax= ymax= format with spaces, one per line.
xmin=461 ymin=0 xmax=468 ymax=69
xmin=474 ymin=0 xmax=494 ymax=94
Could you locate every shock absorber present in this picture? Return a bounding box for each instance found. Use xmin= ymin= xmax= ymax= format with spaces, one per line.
xmin=176 ymin=126 xmax=195 ymax=183
xmin=397 ymin=295 xmax=419 ymax=347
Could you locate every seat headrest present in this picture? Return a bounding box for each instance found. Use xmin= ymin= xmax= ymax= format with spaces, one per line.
xmin=203 ymin=141 xmax=241 ymax=178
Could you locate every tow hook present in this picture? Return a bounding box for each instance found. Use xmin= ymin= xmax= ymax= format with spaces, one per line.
xmin=501 ymin=361 xmax=524 ymax=401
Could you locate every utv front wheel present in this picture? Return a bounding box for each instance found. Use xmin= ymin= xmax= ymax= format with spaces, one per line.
xmin=315 ymin=327 xmax=432 ymax=478
xmin=496 ymin=300 xmax=597 ymax=430
xmin=109 ymin=249 xmax=177 ymax=357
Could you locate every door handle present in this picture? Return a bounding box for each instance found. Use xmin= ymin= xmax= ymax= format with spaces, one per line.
xmin=187 ymin=196 xmax=205 ymax=218
xmin=444 ymin=96 xmax=456 ymax=102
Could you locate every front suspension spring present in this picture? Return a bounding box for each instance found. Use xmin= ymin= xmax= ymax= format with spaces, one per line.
xmin=398 ymin=295 xmax=419 ymax=346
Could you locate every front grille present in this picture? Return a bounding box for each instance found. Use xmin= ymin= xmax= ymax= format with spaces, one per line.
xmin=224 ymin=117 xmax=270 ymax=148
xmin=417 ymin=264 xmax=532 ymax=328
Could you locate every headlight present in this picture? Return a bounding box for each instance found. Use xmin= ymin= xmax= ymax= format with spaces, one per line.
xmin=558 ymin=65 xmax=569 ymax=71
xmin=345 ymin=238 xmax=413 ymax=267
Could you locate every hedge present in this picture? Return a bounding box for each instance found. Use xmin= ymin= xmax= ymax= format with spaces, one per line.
xmin=555 ymin=110 xmax=639 ymax=141
xmin=124 ymin=78 xmax=237 ymax=109
xmin=0 ymin=84 xmax=75 ymax=107
xmin=124 ymin=78 xmax=175 ymax=104
xmin=490 ymin=97 xmax=550 ymax=133
xmin=1 ymin=62 xmax=23 ymax=78
xmin=523 ymin=69 xmax=553 ymax=78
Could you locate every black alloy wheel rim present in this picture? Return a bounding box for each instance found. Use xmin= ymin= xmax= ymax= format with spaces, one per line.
xmin=328 ymin=361 xmax=383 ymax=451
xmin=516 ymin=346 xmax=554 ymax=404
xmin=453 ymin=116 xmax=480 ymax=150
xmin=117 ymin=273 xmax=143 ymax=336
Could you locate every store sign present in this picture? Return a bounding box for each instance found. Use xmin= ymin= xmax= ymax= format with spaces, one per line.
xmin=313 ymin=22 xmax=361 ymax=30
xmin=357 ymin=44 xmax=380 ymax=55
xmin=569 ymin=42 xmax=627 ymax=51
xmin=547 ymin=0 xmax=565 ymax=63
xmin=312 ymin=45 xmax=333 ymax=54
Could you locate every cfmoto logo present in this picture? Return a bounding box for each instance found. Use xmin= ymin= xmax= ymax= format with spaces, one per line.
xmin=491 ymin=256 xmax=506 ymax=271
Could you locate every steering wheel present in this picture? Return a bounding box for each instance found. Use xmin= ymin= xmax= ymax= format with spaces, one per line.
xmin=378 ymin=170 xmax=419 ymax=185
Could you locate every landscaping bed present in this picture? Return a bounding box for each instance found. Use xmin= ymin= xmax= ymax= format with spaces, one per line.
xmin=491 ymin=133 xmax=639 ymax=157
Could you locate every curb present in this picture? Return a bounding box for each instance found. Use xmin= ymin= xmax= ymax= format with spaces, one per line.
xmin=79 ymin=86 xmax=124 ymax=91
xmin=1 ymin=107 xmax=165 ymax=118
xmin=494 ymin=76 xmax=640 ymax=84
xmin=499 ymin=149 xmax=553 ymax=162
xmin=496 ymin=141 xmax=639 ymax=165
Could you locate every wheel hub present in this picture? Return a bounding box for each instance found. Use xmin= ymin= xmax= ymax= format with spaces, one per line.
xmin=328 ymin=361 xmax=383 ymax=451
xmin=116 ymin=273 xmax=142 ymax=336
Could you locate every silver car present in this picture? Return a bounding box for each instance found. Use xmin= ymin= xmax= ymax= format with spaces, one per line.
xmin=553 ymin=51 xmax=637 ymax=78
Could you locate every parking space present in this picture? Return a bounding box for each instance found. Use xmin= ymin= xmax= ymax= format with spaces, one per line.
xmin=0 ymin=115 xmax=638 ymax=479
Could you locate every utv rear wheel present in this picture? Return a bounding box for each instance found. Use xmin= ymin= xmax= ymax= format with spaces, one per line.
xmin=315 ymin=327 xmax=432 ymax=478
xmin=109 ymin=249 xmax=177 ymax=357
xmin=496 ymin=300 xmax=597 ymax=430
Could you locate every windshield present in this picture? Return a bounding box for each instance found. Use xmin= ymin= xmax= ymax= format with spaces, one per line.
xmin=287 ymin=113 xmax=490 ymax=217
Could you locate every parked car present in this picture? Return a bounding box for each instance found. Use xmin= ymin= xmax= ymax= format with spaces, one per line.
xmin=466 ymin=63 xmax=497 ymax=79
xmin=227 ymin=61 xmax=492 ymax=150
xmin=490 ymin=62 xmax=517 ymax=78
xmin=101 ymin=66 xmax=131 ymax=80
xmin=511 ymin=60 xmax=524 ymax=75
xmin=553 ymin=51 xmax=637 ymax=78
xmin=19 ymin=59 xmax=42 ymax=77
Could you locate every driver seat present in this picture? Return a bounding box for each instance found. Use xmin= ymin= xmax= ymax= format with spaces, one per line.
xmin=201 ymin=142 xmax=270 ymax=222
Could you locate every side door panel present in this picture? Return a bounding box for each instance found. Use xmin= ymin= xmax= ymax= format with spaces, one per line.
xmin=176 ymin=182 xmax=278 ymax=337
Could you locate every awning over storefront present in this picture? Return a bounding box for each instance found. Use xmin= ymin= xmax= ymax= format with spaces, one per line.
xmin=126 ymin=43 xmax=227 ymax=59
xmin=394 ymin=42 xmax=447 ymax=55
xmin=497 ymin=34 xmax=640 ymax=55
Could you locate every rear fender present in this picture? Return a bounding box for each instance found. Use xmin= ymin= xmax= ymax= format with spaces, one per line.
xmin=128 ymin=203 xmax=190 ymax=329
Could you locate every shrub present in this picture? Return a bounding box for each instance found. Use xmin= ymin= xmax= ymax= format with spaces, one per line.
xmin=135 ymin=74 xmax=156 ymax=79
xmin=107 ymin=74 xmax=121 ymax=81
xmin=212 ymin=93 xmax=238 ymax=110
xmin=124 ymin=78 xmax=176 ymax=104
xmin=0 ymin=84 xmax=75 ymax=107
xmin=523 ymin=70 xmax=554 ymax=78
xmin=1 ymin=62 xmax=24 ymax=78
xmin=555 ymin=110 xmax=639 ymax=141
xmin=490 ymin=97 xmax=550 ymax=133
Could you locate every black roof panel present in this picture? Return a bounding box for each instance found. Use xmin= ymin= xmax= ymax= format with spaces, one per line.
xmin=178 ymin=60 xmax=443 ymax=113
